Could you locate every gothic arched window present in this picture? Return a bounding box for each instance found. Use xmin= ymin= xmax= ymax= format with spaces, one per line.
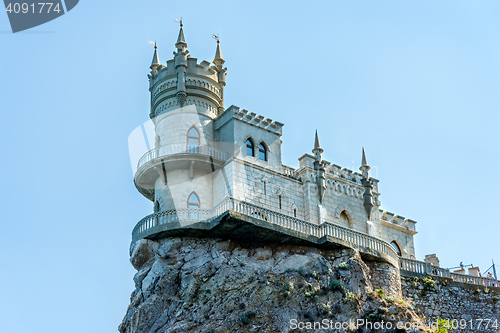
xmin=390 ymin=241 xmax=402 ymax=256
xmin=187 ymin=127 xmax=200 ymax=145
xmin=187 ymin=126 xmax=200 ymax=153
xmin=246 ymin=138 xmax=254 ymax=157
xmin=258 ymin=143 xmax=267 ymax=161
xmin=187 ymin=192 xmax=200 ymax=208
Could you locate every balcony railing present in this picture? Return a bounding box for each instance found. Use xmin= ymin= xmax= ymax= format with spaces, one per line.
xmin=282 ymin=165 xmax=298 ymax=178
xmin=132 ymin=197 xmax=399 ymax=261
xmin=400 ymin=257 xmax=499 ymax=287
xmin=137 ymin=144 xmax=228 ymax=170
xmin=450 ymin=272 xmax=499 ymax=287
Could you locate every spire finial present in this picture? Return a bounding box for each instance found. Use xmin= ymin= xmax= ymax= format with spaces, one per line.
xmin=314 ymin=130 xmax=321 ymax=150
xmin=361 ymin=147 xmax=368 ymax=167
xmin=359 ymin=147 xmax=371 ymax=180
xmin=212 ymin=34 xmax=224 ymax=65
xmin=174 ymin=17 xmax=186 ymax=48
xmin=148 ymin=40 xmax=160 ymax=70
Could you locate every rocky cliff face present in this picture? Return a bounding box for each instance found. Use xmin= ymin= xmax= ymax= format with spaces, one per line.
xmin=119 ymin=237 xmax=431 ymax=333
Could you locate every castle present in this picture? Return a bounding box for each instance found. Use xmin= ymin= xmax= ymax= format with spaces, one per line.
xmin=132 ymin=22 xmax=498 ymax=288
xmin=121 ymin=22 xmax=500 ymax=333
xmin=133 ymin=21 xmax=417 ymax=265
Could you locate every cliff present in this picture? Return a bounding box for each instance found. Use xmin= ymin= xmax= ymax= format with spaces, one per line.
xmin=119 ymin=237 xmax=432 ymax=333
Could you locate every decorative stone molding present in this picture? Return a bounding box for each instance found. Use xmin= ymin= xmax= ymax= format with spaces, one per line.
xmin=153 ymin=79 xmax=177 ymax=98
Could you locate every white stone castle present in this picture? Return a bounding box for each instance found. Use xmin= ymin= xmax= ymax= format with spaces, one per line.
xmin=132 ymin=21 xmax=420 ymax=268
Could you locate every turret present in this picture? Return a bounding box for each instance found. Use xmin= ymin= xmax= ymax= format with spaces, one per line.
xmin=150 ymin=42 xmax=160 ymax=76
xmin=312 ymin=130 xmax=323 ymax=171
xmin=212 ymin=37 xmax=227 ymax=114
xmin=173 ymin=20 xmax=189 ymax=106
xmin=360 ymin=148 xmax=374 ymax=219
xmin=312 ymin=131 xmax=326 ymax=204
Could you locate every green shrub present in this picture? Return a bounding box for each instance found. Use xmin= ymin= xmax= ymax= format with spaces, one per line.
xmin=329 ymin=279 xmax=343 ymax=291
xmin=422 ymin=277 xmax=436 ymax=288
xmin=375 ymin=289 xmax=385 ymax=296
xmin=239 ymin=310 xmax=256 ymax=325
xmin=283 ymin=282 xmax=293 ymax=292
xmin=343 ymin=291 xmax=355 ymax=303
xmin=338 ymin=262 xmax=347 ymax=269
xmin=492 ymin=296 xmax=499 ymax=302
xmin=435 ymin=317 xmax=450 ymax=333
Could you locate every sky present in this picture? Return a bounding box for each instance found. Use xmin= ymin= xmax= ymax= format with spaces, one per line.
xmin=1 ymin=1 xmax=499 ymax=332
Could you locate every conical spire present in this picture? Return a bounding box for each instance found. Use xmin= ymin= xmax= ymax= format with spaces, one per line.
xmin=314 ymin=130 xmax=321 ymax=150
xmin=359 ymin=147 xmax=371 ymax=180
xmin=213 ymin=40 xmax=224 ymax=64
xmin=150 ymin=43 xmax=160 ymax=69
xmin=361 ymin=147 xmax=368 ymax=167
xmin=175 ymin=20 xmax=187 ymax=48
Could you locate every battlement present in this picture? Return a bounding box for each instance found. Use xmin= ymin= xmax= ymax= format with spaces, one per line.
xmin=379 ymin=209 xmax=417 ymax=232
xmin=149 ymin=57 xmax=220 ymax=93
xmin=216 ymin=105 xmax=284 ymax=135
xmin=297 ymin=154 xmax=380 ymax=192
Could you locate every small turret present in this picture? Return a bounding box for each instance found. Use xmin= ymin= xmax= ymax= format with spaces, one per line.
xmin=150 ymin=43 xmax=160 ymax=76
xmin=359 ymin=148 xmax=374 ymax=219
xmin=312 ymin=131 xmax=326 ymax=204
xmin=173 ymin=20 xmax=189 ymax=106
xmin=360 ymin=147 xmax=370 ymax=180
xmin=212 ymin=36 xmax=227 ymax=114
xmin=312 ymin=130 xmax=323 ymax=170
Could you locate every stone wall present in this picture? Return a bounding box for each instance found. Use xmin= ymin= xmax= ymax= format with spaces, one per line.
xmin=401 ymin=276 xmax=500 ymax=332
xmin=367 ymin=261 xmax=402 ymax=297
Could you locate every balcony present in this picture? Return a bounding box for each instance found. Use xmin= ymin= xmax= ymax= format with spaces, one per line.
xmin=400 ymin=257 xmax=499 ymax=287
xmin=131 ymin=197 xmax=400 ymax=267
xmin=134 ymin=144 xmax=228 ymax=200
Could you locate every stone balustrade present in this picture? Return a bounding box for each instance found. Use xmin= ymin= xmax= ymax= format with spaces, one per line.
xmin=282 ymin=165 xmax=298 ymax=178
xmin=132 ymin=197 xmax=399 ymax=264
xmin=400 ymin=257 xmax=499 ymax=287
xmin=137 ymin=144 xmax=228 ymax=170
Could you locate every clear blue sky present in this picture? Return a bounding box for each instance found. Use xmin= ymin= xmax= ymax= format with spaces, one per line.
xmin=1 ymin=1 xmax=499 ymax=332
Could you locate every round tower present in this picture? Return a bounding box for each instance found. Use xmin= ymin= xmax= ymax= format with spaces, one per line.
xmin=135 ymin=22 xmax=228 ymax=219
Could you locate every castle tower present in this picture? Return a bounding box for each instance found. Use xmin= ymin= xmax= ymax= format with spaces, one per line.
xmin=135 ymin=22 xmax=228 ymax=219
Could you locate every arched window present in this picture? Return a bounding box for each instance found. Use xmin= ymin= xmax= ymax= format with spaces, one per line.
xmin=154 ymin=201 xmax=160 ymax=213
xmin=339 ymin=211 xmax=350 ymax=227
xmin=246 ymin=138 xmax=254 ymax=157
xmin=187 ymin=192 xmax=200 ymax=208
xmin=187 ymin=127 xmax=200 ymax=153
xmin=187 ymin=192 xmax=200 ymax=219
xmin=187 ymin=127 xmax=200 ymax=145
xmin=258 ymin=143 xmax=267 ymax=161
xmin=390 ymin=241 xmax=402 ymax=256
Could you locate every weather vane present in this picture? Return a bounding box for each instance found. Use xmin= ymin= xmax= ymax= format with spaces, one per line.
xmin=212 ymin=34 xmax=219 ymax=43
xmin=174 ymin=17 xmax=183 ymax=26
xmin=147 ymin=39 xmax=157 ymax=49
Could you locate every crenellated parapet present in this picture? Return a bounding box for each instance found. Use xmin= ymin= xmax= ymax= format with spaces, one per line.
xmin=215 ymin=105 xmax=284 ymax=135
xmin=296 ymin=154 xmax=380 ymax=195
xmin=379 ymin=210 xmax=417 ymax=234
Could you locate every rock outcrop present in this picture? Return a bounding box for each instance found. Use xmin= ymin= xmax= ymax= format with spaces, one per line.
xmin=119 ymin=237 xmax=431 ymax=333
